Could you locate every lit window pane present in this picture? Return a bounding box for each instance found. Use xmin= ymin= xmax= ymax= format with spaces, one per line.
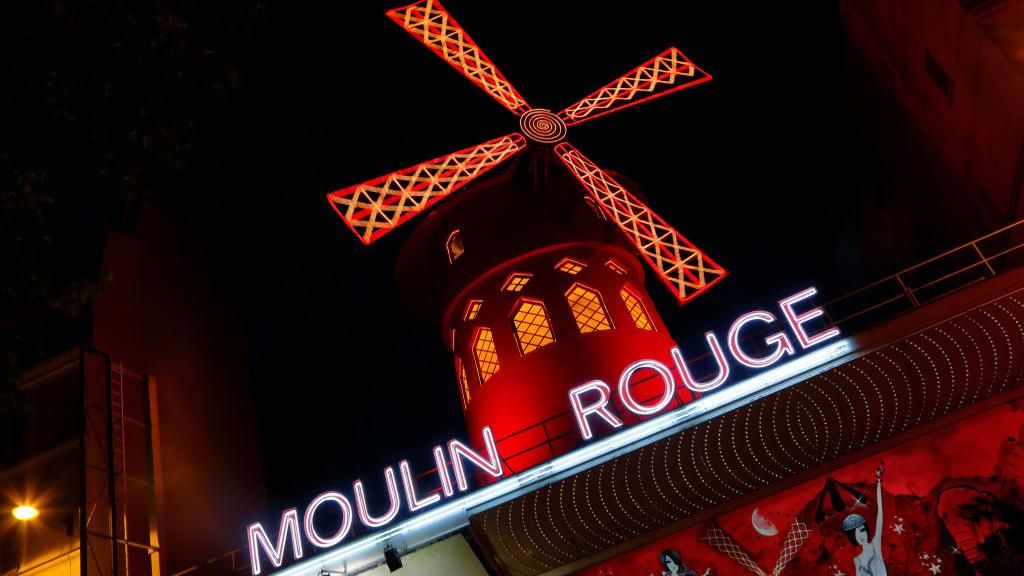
xmin=606 ymin=259 xmax=627 ymax=275
xmin=555 ymin=258 xmax=586 ymax=275
xmin=512 ymin=300 xmax=556 ymax=355
xmin=455 ymin=356 xmax=471 ymax=409
xmin=502 ymin=273 xmax=532 ymax=292
xmin=620 ymin=286 xmax=655 ymax=331
xmin=464 ymin=299 xmax=483 ymax=320
xmin=446 ymin=230 xmax=465 ymax=263
xmin=473 ymin=328 xmax=500 ymax=382
xmin=566 ymin=284 xmax=613 ymax=333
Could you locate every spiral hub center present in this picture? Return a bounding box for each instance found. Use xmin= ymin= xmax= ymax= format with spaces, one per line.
xmin=519 ymin=109 xmax=567 ymax=144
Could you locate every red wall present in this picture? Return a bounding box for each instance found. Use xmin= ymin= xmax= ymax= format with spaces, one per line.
xmin=94 ymin=205 xmax=266 ymax=573
xmin=576 ymin=397 xmax=1024 ymax=575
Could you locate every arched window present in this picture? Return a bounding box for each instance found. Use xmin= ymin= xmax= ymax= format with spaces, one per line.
xmin=620 ymin=285 xmax=655 ymax=331
xmin=555 ymin=257 xmax=586 ymax=275
xmin=446 ymin=230 xmax=465 ymax=263
xmin=605 ymin=259 xmax=627 ymax=275
xmin=464 ymin=299 xmax=483 ymax=321
xmin=472 ymin=327 xmax=500 ymax=383
xmin=565 ymin=283 xmax=613 ymax=333
xmin=511 ymin=299 xmax=555 ymax=355
xmin=455 ymin=356 xmax=471 ymax=409
xmin=502 ymin=273 xmax=532 ymax=292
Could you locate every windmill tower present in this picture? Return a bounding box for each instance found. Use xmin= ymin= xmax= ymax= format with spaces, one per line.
xmin=328 ymin=0 xmax=726 ymax=475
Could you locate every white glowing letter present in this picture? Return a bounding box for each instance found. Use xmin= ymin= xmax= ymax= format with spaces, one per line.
xmin=399 ymin=460 xmax=442 ymax=513
xmin=568 ymin=380 xmax=625 ymax=440
xmin=353 ymin=467 xmax=401 ymax=528
xmin=671 ymin=333 xmax=731 ymax=393
xmin=779 ymin=287 xmax=840 ymax=349
xmin=433 ymin=445 xmax=455 ymax=497
xmin=448 ymin=426 xmax=504 ymax=492
xmin=302 ymin=492 xmax=353 ymax=549
xmin=727 ymin=311 xmax=797 ymax=369
xmin=617 ymin=360 xmax=676 ymax=416
xmin=247 ymin=508 xmax=303 ymax=575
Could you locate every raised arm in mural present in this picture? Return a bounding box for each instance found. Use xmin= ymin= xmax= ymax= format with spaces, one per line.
xmin=843 ymin=465 xmax=888 ymax=576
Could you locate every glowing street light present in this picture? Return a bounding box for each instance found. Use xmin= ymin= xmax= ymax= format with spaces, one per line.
xmin=12 ymin=505 xmax=39 ymax=521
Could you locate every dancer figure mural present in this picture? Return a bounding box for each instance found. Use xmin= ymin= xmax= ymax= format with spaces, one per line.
xmin=842 ymin=466 xmax=888 ymax=576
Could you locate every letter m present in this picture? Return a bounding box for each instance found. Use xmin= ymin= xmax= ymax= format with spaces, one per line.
xmin=248 ymin=508 xmax=303 ymax=575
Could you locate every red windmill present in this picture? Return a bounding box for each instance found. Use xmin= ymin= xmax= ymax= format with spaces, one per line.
xmin=328 ymin=0 xmax=727 ymax=474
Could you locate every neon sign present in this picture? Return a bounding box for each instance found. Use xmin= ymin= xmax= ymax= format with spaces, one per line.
xmin=247 ymin=287 xmax=840 ymax=574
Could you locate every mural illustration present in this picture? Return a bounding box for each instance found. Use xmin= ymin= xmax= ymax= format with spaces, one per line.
xmin=575 ymin=400 xmax=1024 ymax=576
xmin=658 ymin=548 xmax=710 ymax=576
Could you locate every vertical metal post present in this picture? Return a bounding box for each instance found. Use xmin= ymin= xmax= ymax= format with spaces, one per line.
xmin=896 ymin=275 xmax=919 ymax=307
xmin=80 ymin=346 xmax=88 ymax=576
xmin=105 ymin=356 xmax=119 ymax=576
xmin=972 ymin=242 xmax=996 ymax=276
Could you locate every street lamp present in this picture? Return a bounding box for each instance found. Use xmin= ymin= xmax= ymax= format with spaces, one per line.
xmin=12 ymin=505 xmax=39 ymax=521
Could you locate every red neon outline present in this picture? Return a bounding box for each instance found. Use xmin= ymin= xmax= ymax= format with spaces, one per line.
xmin=568 ymin=380 xmax=624 ymax=440
xmin=247 ymin=508 xmax=303 ymax=575
xmin=352 ymin=467 xmax=401 ymax=528
xmin=302 ymin=492 xmax=354 ymax=549
xmin=555 ymin=142 xmax=728 ymax=306
xmin=779 ymin=287 xmax=841 ymax=349
xmin=558 ymin=47 xmax=713 ymax=127
xmin=386 ymin=0 xmax=531 ymax=115
xmin=671 ymin=334 xmax=731 ymax=393
xmin=399 ymin=460 xmax=442 ymax=513
xmin=326 ymin=133 xmax=525 ymax=245
xmin=727 ymin=310 xmax=796 ymax=369
xmin=617 ymin=360 xmax=676 ymax=416
xmin=433 ymin=445 xmax=455 ymax=497
xmin=448 ymin=426 xmax=503 ymax=491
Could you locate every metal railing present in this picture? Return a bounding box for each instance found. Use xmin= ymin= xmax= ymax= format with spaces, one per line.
xmin=489 ymin=218 xmax=1024 ymax=473
xmin=172 ymin=218 xmax=1024 ymax=576
xmin=822 ymin=218 xmax=1024 ymax=330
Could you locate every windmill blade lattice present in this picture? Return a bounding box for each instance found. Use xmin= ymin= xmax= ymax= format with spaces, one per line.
xmin=558 ymin=47 xmax=712 ymax=127
xmin=387 ymin=0 xmax=530 ymax=115
xmin=327 ymin=2 xmax=727 ymax=306
xmin=327 ymin=134 xmax=526 ymax=244
xmin=554 ymin=142 xmax=726 ymax=304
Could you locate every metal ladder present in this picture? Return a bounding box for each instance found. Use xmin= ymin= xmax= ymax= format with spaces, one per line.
xmin=111 ymin=362 xmax=130 ymax=576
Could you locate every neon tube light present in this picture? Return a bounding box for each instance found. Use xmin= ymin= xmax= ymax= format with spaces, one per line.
xmin=259 ymin=338 xmax=852 ymax=576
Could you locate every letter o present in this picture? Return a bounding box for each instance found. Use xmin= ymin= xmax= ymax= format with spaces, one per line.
xmin=617 ymin=360 xmax=676 ymax=416
xmin=303 ymin=491 xmax=353 ymax=548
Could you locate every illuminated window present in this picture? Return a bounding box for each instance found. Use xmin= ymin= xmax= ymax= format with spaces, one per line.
xmin=511 ymin=299 xmax=555 ymax=355
xmin=455 ymin=356 xmax=471 ymax=409
xmin=620 ymin=286 xmax=655 ymax=331
xmin=502 ymin=273 xmax=532 ymax=292
xmin=555 ymin=258 xmax=586 ymax=275
xmin=566 ymin=283 xmax=613 ymax=333
xmin=472 ymin=327 xmax=500 ymax=383
xmin=446 ymin=230 xmax=465 ymax=263
xmin=605 ymin=259 xmax=627 ymax=275
xmin=464 ymin=299 xmax=483 ymax=321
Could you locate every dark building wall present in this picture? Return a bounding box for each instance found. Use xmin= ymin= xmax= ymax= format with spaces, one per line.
xmin=93 ymin=204 xmax=265 ymax=573
xmin=840 ymin=0 xmax=1024 ymax=274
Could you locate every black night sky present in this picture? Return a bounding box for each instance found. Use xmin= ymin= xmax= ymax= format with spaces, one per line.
xmin=18 ymin=0 xmax=969 ymax=513
xmin=196 ymin=0 xmax=875 ymax=511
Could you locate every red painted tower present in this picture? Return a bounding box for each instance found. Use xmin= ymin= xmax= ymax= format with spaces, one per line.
xmin=327 ymin=0 xmax=727 ymax=474
xmin=395 ymin=155 xmax=698 ymax=473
